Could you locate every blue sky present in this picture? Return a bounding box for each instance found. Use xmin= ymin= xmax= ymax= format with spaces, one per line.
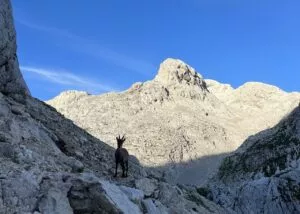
xmin=11 ymin=0 xmax=300 ymax=100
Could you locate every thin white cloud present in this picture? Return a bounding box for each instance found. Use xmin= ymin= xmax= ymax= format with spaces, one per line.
xmin=17 ymin=19 xmax=156 ymax=76
xmin=20 ymin=66 xmax=117 ymax=93
xmin=16 ymin=19 xmax=82 ymax=40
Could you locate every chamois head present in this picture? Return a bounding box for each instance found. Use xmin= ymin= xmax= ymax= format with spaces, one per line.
xmin=116 ymin=135 xmax=126 ymax=148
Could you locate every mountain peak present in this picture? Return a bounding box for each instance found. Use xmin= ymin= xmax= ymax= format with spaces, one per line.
xmin=154 ymin=58 xmax=208 ymax=90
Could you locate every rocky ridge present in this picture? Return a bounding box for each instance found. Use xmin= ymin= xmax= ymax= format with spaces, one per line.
xmin=48 ymin=59 xmax=300 ymax=185
xmin=206 ymin=79 xmax=300 ymax=135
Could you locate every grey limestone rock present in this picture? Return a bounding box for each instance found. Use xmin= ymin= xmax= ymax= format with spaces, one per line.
xmin=0 ymin=0 xmax=30 ymax=95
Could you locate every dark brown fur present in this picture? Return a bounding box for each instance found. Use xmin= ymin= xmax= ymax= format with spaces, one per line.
xmin=114 ymin=135 xmax=129 ymax=177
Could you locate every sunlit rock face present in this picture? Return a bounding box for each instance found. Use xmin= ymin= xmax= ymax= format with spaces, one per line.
xmin=48 ymin=58 xmax=239 ymax=185
xmin=48 ymin=53 xmax=300 ymax=186
xmin=0 ymin=0 xmax=29 ymax=95
xmin=154 ymin=58 xmax=208 ymax=91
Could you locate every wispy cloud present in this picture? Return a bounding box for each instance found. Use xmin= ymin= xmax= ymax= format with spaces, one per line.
xmin=20 ymin=66 xmax=117 ymax=93
xmin=17 ymin=19 xmax=156 ymax=76
xmin=16 ymin=19 xmax=82 ymax=40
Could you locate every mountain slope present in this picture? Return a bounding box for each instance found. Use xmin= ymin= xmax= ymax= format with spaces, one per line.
xmin=0 ymin=93 xmax=228 ymax=213
xmin=48 ymin=59 xmax=244 ymax=185
xmin=206 ymin=79 xmax=300 ymax=135
xmin=208 ymin=106 xmax=300 ymax=213
xmin=48 ymin=59 xmax=300 ymax=185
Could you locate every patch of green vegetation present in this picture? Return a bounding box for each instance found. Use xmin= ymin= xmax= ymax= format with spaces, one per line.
xmin=282 ymin=178 xmax=300 ymax=201
xmin=218 ymin=157 xmax=234 ymax=178
xmin=239 ymin=153 xmax=253 ymax=173
xmin=251 ymin=130 xmax=288 ymax=151
xmin=262 ymin=155 xmax=287 ymax=177
xmin=76 ymin=167 xmax=84 ymax=173
xmin=293 ymin=187 xmax=300 ymax=200
xmin=218 ymin=122 xmax=300 ymax=179
xmin=241 ymin=130 xmax=300 ymax=176
xmin=196 ymin=187 xmax=210 ymax=198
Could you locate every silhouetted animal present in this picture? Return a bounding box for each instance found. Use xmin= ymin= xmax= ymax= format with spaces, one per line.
xmin=114 ymin=135 xmax=129 ymax=177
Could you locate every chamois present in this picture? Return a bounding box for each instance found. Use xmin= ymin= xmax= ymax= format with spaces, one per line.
xmin=114 ymin=135 xmax=129 ymax=177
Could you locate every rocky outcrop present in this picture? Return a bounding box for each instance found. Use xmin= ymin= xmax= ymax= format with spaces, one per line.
xmin=0 ymin=87 xmax=131 ymax=213
xmin=154 ymin=58 xmax=208 ymax=91
xmin=207 ymin=106 xmax=300 ymax=213
xmin=0 ymin=0 xmax=29 ymax=95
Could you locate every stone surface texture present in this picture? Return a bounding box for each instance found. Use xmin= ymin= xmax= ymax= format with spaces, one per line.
xmin=0 ymin=0 xmax=29 ymax=95
xmin=207 ymin=107 xmax=300 ymax=213
xmin=48 ymin=58 xmax=300 ymax=186
xmin=0 ymin=1 xmax=228 ymax=213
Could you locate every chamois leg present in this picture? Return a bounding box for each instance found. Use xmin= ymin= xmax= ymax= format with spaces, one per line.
xmin=121 ymin=162 xmax=126 ymax=177
xmin=114 ymin=162 xmax=118 ymax=177
xmin=125 ymin=160 xmax=128 ymax=177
